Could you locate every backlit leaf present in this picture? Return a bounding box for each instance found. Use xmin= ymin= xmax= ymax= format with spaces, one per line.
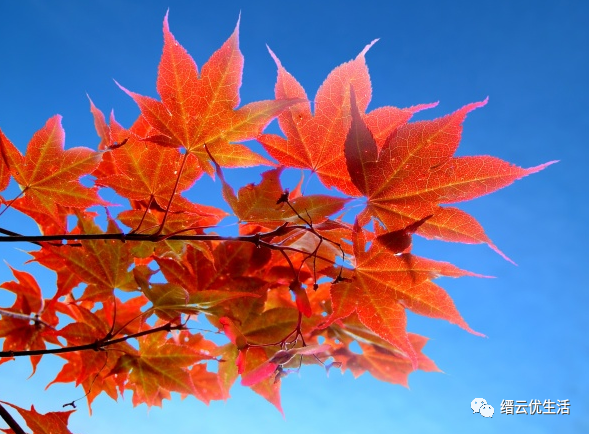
xmin=0 ymin=402 xmax=74 ymax=434
xmin=344 ymin=88 xmax=556 ymax=255
xmin=0 ymin=117 xmax=105 ymax=224
xmin=119 ymin=12 xmax=299 ymax=173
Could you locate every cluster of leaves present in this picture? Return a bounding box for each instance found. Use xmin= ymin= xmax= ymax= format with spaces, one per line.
xmin=0 ymin=12 xmax=553 ymax=433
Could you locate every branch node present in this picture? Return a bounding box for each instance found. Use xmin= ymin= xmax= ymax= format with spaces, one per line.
xmin=276 ymin=189 xmax=290 ymax=205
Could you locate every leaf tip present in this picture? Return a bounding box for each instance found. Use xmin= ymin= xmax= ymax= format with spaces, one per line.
xmin=411 ymin=101 xmax=439 ymax=113
xmin=232 ymin=12 xmax=241 ymax=40
xmin=455 ymin=319 xmax=486 ymax=338
xmin=487 ymin=241 xmax=517 ymax=265
xmin=357 ymin=38 xmax=379 ymax=59
xmin=164 ymin=8 xmax=170 ymax=29
xmin=529 ymin=160 xmax=559 ymax=174
xmin=266 ymin=45 xmax=281 ymax=68
xmin=113 ymin=79 xmax=128 ymax=94
xmin=512 ymin=159 xmax=559 ymax=187
xmin=463 ymin=97 xmax=489 ymax=115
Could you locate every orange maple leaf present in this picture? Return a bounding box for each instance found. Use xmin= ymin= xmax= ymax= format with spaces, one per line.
xmin=258 ymin=41 xmax=435 ymax=195
xmin=344 ymin=88 xmax=557 ymax=258
xmin=0 ymin=116 xmax=105 ymax=226
xmin=322 ymin=222 xmax=484 ymax=367
xmin=92 ymin=108 xmax=204 ymax=212
xmin=217 ymin=166 xmax=350 ymax=226
xmin=114 ymin=332 xmax=210 ymax=407
xmin=0 ymin=267 xmax=60 ymax=374
xmin=328 ymin=316 xmax=440 ymax=387
xmin=118 ymin=12 xmax=299 ymax=174
xmin=40 ymin=214 xmax=136 ymax=302
xmin=0 ymin=402 xmax=74 ymax=434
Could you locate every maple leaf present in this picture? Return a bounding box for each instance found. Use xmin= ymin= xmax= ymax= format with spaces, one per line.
xmin=50 ymin=303 xmax=137 ymax=401
xmin=0 ymin=116 xmax=105 ymax=226
xmin=189 ymin=364 xmax=225 ymax=404
xmin=240 ymin=344 xmax=331 ymax=386
xmin=47 ymin=298 xmax=152 ymax=412
xmin=344 ymin=88 xmax=557 ymax=256
xmin=0 ymin=402 xmax=74 ymax=434
xmin=242 ymin=347 xmax=283 ymax=415
xmin=328 ymin=315 xmax=439 ymax=386
xmin=47 ymin=315 xmax=134 ymax=412
xmin=215 ymin=290 xmax=303 ymax=386
xmin=36 ymin=213 xmax=136 ymax=302
xmin=0 ymin=266 xmax=60 ymax=373
xmin=258 ymin=42 xmax=435 ymax=195
xmin=92 ymin=107 xmax=210 ymax=215
xmin=160 ymin=331 xmax=224 ymax=405
xmin=155 ymin=243 xmax=271 ymax=310
xmin=88 ymin=96 xmax=113 ymax=151
xmin=96 ymin=295 xmax=149 ymax=336
xmin=118 ymin=12 xmax=300 ymax=174
xmin=112 ymin=332 xmax=209 ymax=407
xmin=217 ymin=166 xmax=349 ymax=226
xmin=322 ymin=222 xmax=484 ymax=367
xmin=46 ymin=351 xmax=121 ymax=412
xmin=213 ymin=343 xmax=239 ymax=400
xmin=27 ymin=246 xmax=83 ymax=303
xmin=139 ymin=277 xmax=259 ymax=322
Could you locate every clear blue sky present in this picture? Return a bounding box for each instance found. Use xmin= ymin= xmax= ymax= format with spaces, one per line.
xmin=0 ymin=1 xmax=587 ymax=433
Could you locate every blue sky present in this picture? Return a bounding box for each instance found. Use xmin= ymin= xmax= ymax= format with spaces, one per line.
xmin=0 ymin=1 xmax=587 ymax=433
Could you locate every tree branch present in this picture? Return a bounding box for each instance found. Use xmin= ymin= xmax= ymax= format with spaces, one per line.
xmin=0 ymin=224 xmax=293 ymax=244
xmin=0 ymin=225 xmax=338 ymax=265
xmin=0 ymin=402 xmax=26 ymax=434
xmin=0 ymin=322 xmax=184 ymax=359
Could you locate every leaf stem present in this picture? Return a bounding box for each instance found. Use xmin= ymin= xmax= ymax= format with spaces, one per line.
xmin=154 ymin=149 xmax=189 ymax=236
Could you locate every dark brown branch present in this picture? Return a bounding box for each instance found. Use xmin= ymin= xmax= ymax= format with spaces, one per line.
xmin=0 ymin=225 xmax=339 ymax=266
xmin=0 ymin=402 xmax=26 ymax=434
xmin=0 ymin=224 xmax=291 ymax=244
xmin=0 ymin=227 xmax=44 ymax=247
xmin=0 ymin=322 xmax=183 ymax=359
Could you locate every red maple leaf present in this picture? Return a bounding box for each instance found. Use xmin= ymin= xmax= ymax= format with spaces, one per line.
xmin=37 ymin=214 xmax=136 ymax=303
xmin=344 ymin=88 xmax=557 ymax=257
xmin=92 ymin=108 xmax=203 ymax=211
xmin=0 ymin=117 xmax=105 ymax=228
xmin=258 ymin=42 xmax=435 ymax=195
xmin=0 ymin=402 xmax=74 ymax=434
xmin=111 ymin=332 xmax=211 ymax=407
xmin=0 ymin=267 xmax=61 ymax=373
xmin=327 ymin=315 xmax=440 ymax=386
xmin=217 ymin=166 xmax=350 ymax=226
xmin=322 ymin=221 xmax=484 ymax=367
xmin=118 ymin=12 xmax=299 ymax=174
